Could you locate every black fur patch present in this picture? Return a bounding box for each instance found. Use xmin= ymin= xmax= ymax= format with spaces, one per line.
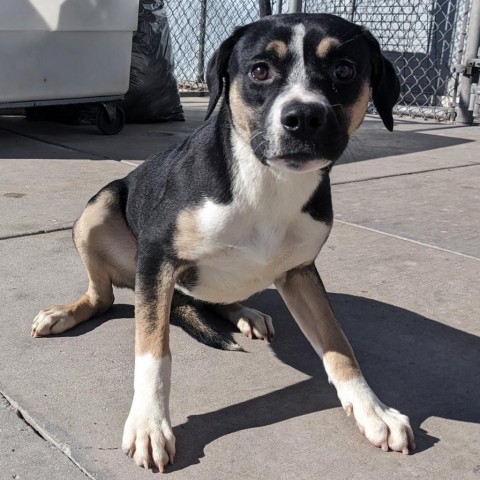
xmin=177 ymin=266 xmax=199 ymax=291
xmin=302 ymin=173 xmax=333 ymax=224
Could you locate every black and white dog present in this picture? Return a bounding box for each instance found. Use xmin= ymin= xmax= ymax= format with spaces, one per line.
xmin=32 ymin=13 xmax=415 ymax=471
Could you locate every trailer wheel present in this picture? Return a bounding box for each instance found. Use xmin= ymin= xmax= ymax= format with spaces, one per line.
xmin=95 ymin=104 xmax=126 ymax=135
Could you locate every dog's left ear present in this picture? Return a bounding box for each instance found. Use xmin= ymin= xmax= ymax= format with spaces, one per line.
xmin=205 ymin=25 xmax=249 ymax=120
xmin=362 ymin=28 xmax=400 ymax=131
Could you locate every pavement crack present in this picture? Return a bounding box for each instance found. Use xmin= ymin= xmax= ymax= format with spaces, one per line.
xmin=0 ymin=390 xmax=97 ymax=479
xmin=13 ymin=407 xmax=46 ymax=440
xmin=335 ymin=219 xmax=480 ymax=261
xmin=332 ymin=162 xmax=480 ymax=185
xmin=72 ymin=446 xmax=119 ymax=451
xmin=0 ymin=226 xmax=73 ymax=241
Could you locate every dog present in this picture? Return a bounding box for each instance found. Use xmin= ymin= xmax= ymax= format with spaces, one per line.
xmin=32 ymin=13 xmax=415 ymax=471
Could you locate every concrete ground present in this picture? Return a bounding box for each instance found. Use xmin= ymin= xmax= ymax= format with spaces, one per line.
xmin=0 ymin=99 xmax=479 ymax=480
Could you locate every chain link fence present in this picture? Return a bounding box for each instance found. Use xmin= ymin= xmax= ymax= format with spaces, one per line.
xmin=166 ymin=0 xmax=474 ymax=121
xmin=304 ymin=0 xmax=471 ymax=120
xmin=166 ymin=0 xmax=258 ymax=92
xmin=165 ymin=0 xmax=288 ymax=92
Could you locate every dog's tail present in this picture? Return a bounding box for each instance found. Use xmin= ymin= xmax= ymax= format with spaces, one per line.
xmin=170 ymin=293 xmax=242 ymax=351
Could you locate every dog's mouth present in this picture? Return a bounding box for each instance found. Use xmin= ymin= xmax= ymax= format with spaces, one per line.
xmin=266 ymin=154 xmax=332 ymax=173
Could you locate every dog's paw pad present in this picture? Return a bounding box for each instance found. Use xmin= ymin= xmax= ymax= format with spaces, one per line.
xmin=236 ymin=307 xmax=274 ymax=342
xmin=31 ymin=308 xmax=75 ymax=337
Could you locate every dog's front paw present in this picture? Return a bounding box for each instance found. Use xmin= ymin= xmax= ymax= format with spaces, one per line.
xmin=337 ymin=377 xmax=415 ymax=454
xmin=32 ymin=307 xmax=76 ymax=337
xmin=122 ymin=405 xmax=175 ymax=472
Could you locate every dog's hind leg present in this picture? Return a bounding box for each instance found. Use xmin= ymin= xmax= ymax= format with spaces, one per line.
xmin=209 ymin=302 xmax=275 ymax=342
xmin=32 ymin=182 xmax=136 ymax=337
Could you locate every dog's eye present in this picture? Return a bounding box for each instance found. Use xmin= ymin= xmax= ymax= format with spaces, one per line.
xmin=250 ymin=64 xmax=272 ymax=82
xmin=333 ymin=62 xmax=356 ymax=82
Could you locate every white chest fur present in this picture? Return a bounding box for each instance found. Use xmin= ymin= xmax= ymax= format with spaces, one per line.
xmin=176 ymin=131 xmax=332 ymax=303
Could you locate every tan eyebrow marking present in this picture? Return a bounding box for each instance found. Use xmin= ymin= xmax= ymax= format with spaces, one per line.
xmin=316 ymin=37 xmax=341 ymax=58
xmin=266 ymin=40 xmax=288 ymax=58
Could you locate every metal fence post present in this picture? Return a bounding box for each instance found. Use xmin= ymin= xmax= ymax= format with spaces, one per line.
xmin=288 ymin=0 xmax=303 ymax=13
xmin=196 ymin=0 xmax=208 ymax=84
xmin=260 ymin=0 xmax=272 ymax=16
xmin=456 ymin=0 xmax=480 ymax=124
xmin=349 ymin=0 xmax=357 ymax=22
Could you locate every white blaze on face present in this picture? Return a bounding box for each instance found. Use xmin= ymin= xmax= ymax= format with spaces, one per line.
xmin=266 ymin=23 xmax=329 ymax=163
xmin=289 ymin=23 xmax=308 ymax=85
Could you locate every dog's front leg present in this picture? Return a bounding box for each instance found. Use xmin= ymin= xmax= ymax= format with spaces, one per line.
xmin=275 ymin=264 xmax=415 ymax=454
xmin=122 ymin=259 xmax=178 ymax=471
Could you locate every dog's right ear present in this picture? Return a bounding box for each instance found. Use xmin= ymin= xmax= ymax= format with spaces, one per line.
xmin=205 ymin=26 xmax=249 ymax=120
xmin=362 ymin=28 xmax=400 ymax=131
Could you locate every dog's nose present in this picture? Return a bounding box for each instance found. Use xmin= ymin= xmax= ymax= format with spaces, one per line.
xmin=281 ymin=102 xmax=327 ymax=140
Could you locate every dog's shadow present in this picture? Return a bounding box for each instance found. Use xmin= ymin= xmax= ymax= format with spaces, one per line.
xmin=168 ymin=289 xmax=479 ymax=471
xmin=54 ymin=289 xmax=479 ymax=471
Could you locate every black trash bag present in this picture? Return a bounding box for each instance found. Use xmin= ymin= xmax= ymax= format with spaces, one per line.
xmin=121 ymin=0 xmax=184 ymax=123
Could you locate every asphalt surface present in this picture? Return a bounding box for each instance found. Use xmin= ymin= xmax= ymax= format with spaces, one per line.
xmin=0 ymin=99 xmax=479 ymax=479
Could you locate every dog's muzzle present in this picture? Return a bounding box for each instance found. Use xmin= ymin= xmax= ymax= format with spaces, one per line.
xmin=264 ymin=100 xmax=348 ymax=173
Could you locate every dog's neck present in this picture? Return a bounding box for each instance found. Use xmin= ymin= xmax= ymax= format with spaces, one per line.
xmin=226 ymin=122 xmax=323 ymax=218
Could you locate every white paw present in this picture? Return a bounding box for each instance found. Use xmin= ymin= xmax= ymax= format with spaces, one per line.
xmin=236 ymin=307 xmax=275 ymax=341
xmin=123 ymin=354 xmax=175 ymax=471
xmin=122 ymin=404 xmax=175 ymax=472
xmin=337 ymin=377 xmax=415 ymax=453
xmin=31 ymin=308 xmax=76 ymax=337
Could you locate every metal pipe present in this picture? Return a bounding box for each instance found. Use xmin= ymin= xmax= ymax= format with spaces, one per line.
xmin=394 ymin=105 xmax=450 ymax=121
xmin=451 ymin=1 xmax=471 ymax=121
xmin=457 ymin=0 xmax=480 ymax=124
xmin=288 ymin=0 xmax=303 ymax=13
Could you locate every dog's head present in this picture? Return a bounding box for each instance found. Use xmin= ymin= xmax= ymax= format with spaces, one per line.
xmin=205 ymin=13 xmax=400 ymax=173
